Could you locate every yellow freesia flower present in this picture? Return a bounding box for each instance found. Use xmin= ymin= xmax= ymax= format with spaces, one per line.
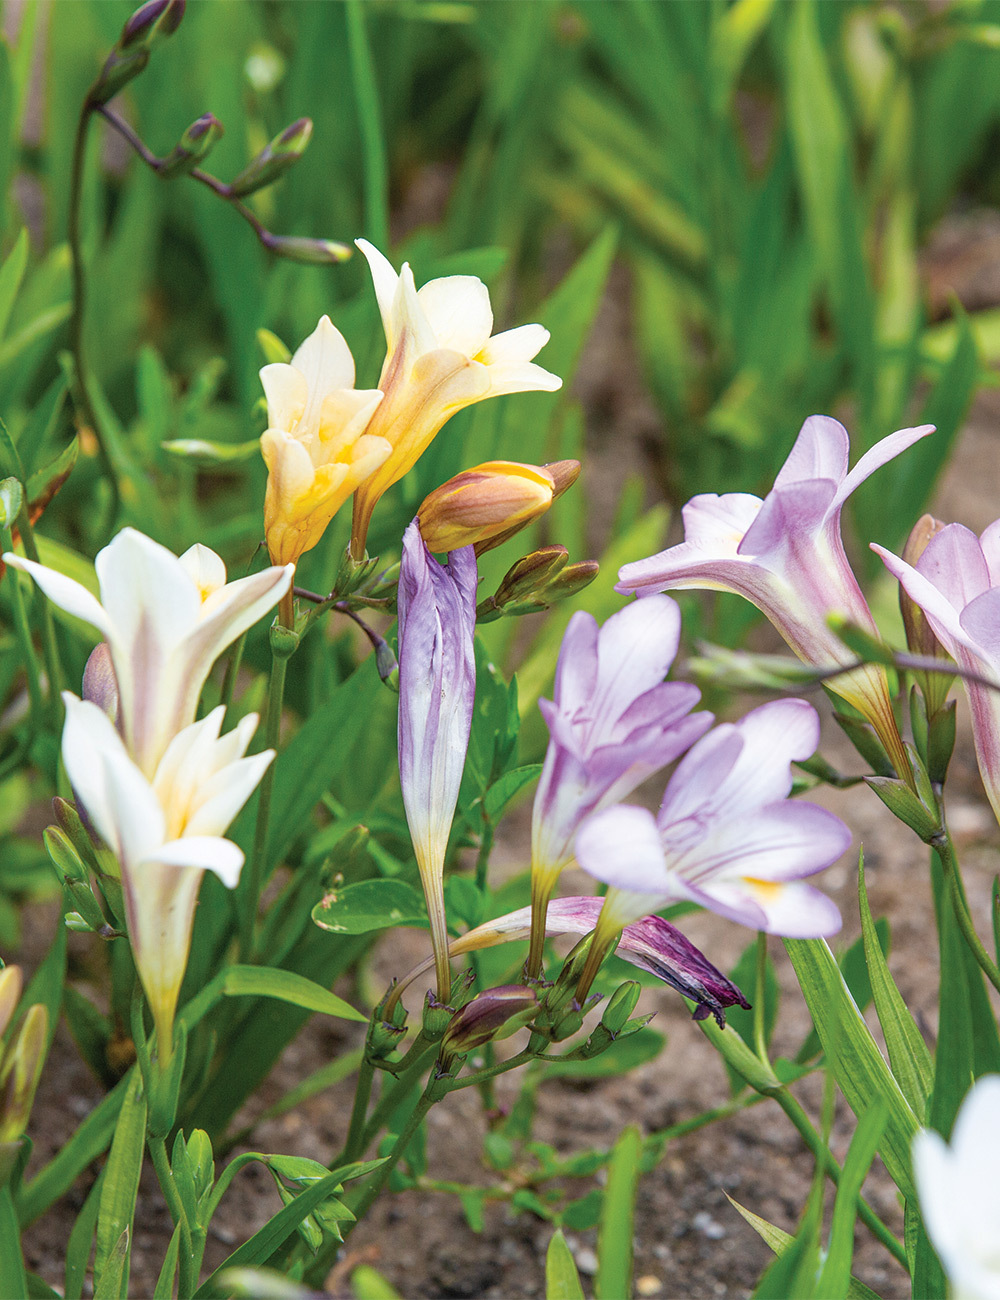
xmin=260 ymin=315 xmax=390 ymax=566
xmin=350 ymin=241 xmax=562 ymax=559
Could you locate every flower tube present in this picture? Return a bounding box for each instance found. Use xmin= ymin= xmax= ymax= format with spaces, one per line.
xmin=5 ymin=528 xmax=292 ymax=776
xmin=259 ymin=315 xmax=389 ymax=567
xmin=912 ymin=1074 xmax=1000 ymax=1300
xmin=528 ymin=595 xmax=713 ymax=975
xmin=62 ymin=694 xmax=273 ymax=1061
xmin=349 ymin=240 xmax=562 ymax=559
xmin=616 ymin=415 xmax=935 ymax=779
xmin=397 ymin=520 xmax=477 ymax=1002
xmin=574 ymin=699 xmax=849 ymax=993
xmin=875 ymin=520 xmax=1000 ymax=821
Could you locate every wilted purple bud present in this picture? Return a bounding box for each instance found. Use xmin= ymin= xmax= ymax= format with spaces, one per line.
xmin=397 ymin=521 xmax=477 ymax=1003
xmin=82 ymin=642 xmax=120 ymax=724
xmin=262 ymin=235 xmax=353 ymax=265
xmin=157 ymin=113 xmax=225 ymax=179
xmin=440 ymin=986 xmax=538 ymax=1059
xmin=228 ymin=118 xmax=313 ymax=197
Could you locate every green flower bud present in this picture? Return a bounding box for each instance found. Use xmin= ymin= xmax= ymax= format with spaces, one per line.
xmin=262 ymin=235 xmax=352 ymax=265
xmin=0 ymin=1004 xmax=48 ymax=1144
xmin=600 ymin=980 xmax=641 ymax=1036
xmin=157 ymin=113 xmax=225 ymax=179
xmin=186 ymin=1128 xmax=215 ymax=1204
xmin=269 ymin=620 xmax=300 ymax=659
xmin=228 ymin=118 xmax=313 ymax=197
xmin=0 ymin=967 xmax=22 ymax=1041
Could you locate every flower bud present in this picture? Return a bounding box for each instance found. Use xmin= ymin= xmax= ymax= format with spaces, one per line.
xmin=600 ymin=980 xmax=641 ymax=1036
xmin=899 ymin=514 xmax=954 ymax=716
xmin=186 ymin=1129 xmax=215 ymax=1203
xmin=261 ymin=235 xmax=352 ymax=265
xmin=492 ymin=546 xmax=569 ymax=610
xmin=228 ymin=118 xmax=313 ymax=197
xmin=157 ymin=113 xmax=225 ymax=179
xmin=0 ymin=1003 xmax=48 ymax=1145
xmin=0 ymin=477 xmax=23 ymax=529
xmin=88 ymin=0 xmax=185 ymax=105
xmin=0 ymin=967 xmax=22 ymax=1041
xmin=82 ymin=642 xmax=120 ymax=724
xmin=417 ymin=461 xmax=561 ymax=555
xmin=440 ymin=986 xmax=539 ymax=1059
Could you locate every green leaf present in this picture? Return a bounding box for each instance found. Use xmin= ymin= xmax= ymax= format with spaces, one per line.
xmin=858 ymin=858 xmax=932 ymax=1121
xmin=816 ymin=1100 xmax=888 ymax=1297
xmin=0 ymin=1185 xmax=27 ymax=1300
xmin=220 ymin=966 xmax=366 ymax=1022
xmin=152 ymin=1226 xmax=181 ymax=1300
xmin=483 ymin=764 xmax=541 ymax=822
xmin=94 ymin=1070 xmax=146 ymax=1298
xmin=0 ymin=229 xmax=28 ymax=342
xmin=351 ymin=1264 xmax=402 ymax=1300
xmin=195 ymin=1171 xmax=352 ymax=1297
xmin=311 ymin=879 xmax=427 ymax=936
xmin=783 ymin=938 xmax=919 ymax=1201
xmin=64 ymin=1167 xmax=104 ymax=1300
xmin=595 ymin=1125 xmax=641 ymax=1300
xmin=545 ymin=1228 xmax=585 ymax=1300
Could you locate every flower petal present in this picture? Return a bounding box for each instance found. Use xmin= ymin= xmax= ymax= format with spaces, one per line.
xmin=574 ymin=804 xmax=671 ymax=897
xmin=417 ymin=274 xmax=493 ymax=356
xmin=151 ymin=836 xmax=245 ymax=887
xmin=3 ymin=553 xmax=114 ymax=639
xmin=772 ymin=415 xmax=849 ymax=490
xmin=260 ymin=362 xmax=307 ymax=433
xmin=478 ymin=323 xmax=551 ymax=365
xmin=831 ymin=423 xmax=935 ymax=512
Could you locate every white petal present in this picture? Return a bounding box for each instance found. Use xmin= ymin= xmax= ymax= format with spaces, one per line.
xmin=417 ymin=274 xmax=493 ymax=356
xmin=356 ymin=239 xmax=400 ymax=342
xmin=260 ymin=362 xmax=307 ymax=432
xmin=178 ymin=544 xmax=227 ymax=599
xmin=575 ymin=804 xmax=670 ymax=896
xmin=477 ymin=322 xmax=550 ymax=364
xmin=590 ymin=596 xmax=681 ymax=742
xmin=152 ymin=836 xmax=245 ymax=888
xmin=483 ymin=360 xmax=562 ymax=397
xmin=3 ymin=553 xmax=114 ymax=639
xmin=293 ymin=315 xmax=357 ymax=431
xmin=184 ymin=750 xmax=274 ymax=839
xmin=773 ymin=416 xmax=849 ymax=491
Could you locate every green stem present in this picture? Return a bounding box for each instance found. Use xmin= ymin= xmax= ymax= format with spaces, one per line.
xmin=773 ymin=1087 xmax=907 ymax=1268
xmin=358 ymin=1042 xmax=438 ymax=1152
xmin=342 ymin=1056 xmax=376 ymax=1163
xmin=148 ymin=1135 xmax=196 ymax=1298
xmin=935 ymin=830 xmax=1000 ymax=996
xmin=752 ymin=931 xmax=769 ymax=1064
xmin=238 ymin=642 xmax=288 ymax=960
xmin=13 ymin=500 xmax=64 ymax=722
xmin=219 ymin=629 xmax=247 ymax=726
xmin=2 ymin=524 xmax=44 ymax=729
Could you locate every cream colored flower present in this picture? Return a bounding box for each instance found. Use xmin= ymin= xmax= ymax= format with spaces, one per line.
xmin=350 ymin=241 xmax=562 ymax=558
xmin=260 ymin=315 xmax=389 ymax=565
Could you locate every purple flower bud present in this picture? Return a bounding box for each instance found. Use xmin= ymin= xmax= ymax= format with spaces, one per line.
xmin=228 ymin=118 xmax=313 ymax=197
xmin=82 ymin=642 xmax=120 ymax=725
xmin=441 ymin=986 xmax=538 ymax=1058
xmin=157 ymin=113 xmax=225 ymax=179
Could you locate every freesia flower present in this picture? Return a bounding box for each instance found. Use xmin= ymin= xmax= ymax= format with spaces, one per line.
xmin=616 ymin=415 xmax=935 ymax=779
xmin=527 ymin=595 xmax=713 ymax=974
xmin=397 ymin=520 xmax=477 ymax=1002
xmin=61 ymin=693 xmax=273 ymax=1060
xmin=912 ymin=1074 xmax=1000 ymax=1300
xmin=259 ymin=315 xmax=389 ymax=567
xmin=875 ymin=521 xmax=1000 ymax=820
xmin=418 ymin=459 xmax=580 ymax=556
xmin=349 ymin=240 xmax=562 ymax=558
xmin=4 ymin=528 xmax=292 ymax=776
xmin=574 ymin=699 xmax=848 ymax=989
xmin=396 ymin=897 xmax=751 ymax=1028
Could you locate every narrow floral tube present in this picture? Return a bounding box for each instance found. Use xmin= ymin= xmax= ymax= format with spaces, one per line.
xmin=395 ymin=897 xmax=750 ymax=1028
xmin=259 ymin=315 xmax=389 ymax=566
xmin=616 ymin=416 xmax=935 ymax=779
xmin=5 ymin=528 xmax=292 ymax=776
xmin=912 ymin=1074 xmax=1000 ymax=1300
xmin=61 ymin=693 xmax=273 ymax=1061
xmin=575 ymin=699 xmax=848 ymax=948
xmin=349 ymin=241 xmax=561 ymax=558
xmin=875 ymin=520 xmax=1000 ymax=821
xmin=528 ymin=595 xmax=713 ymax=974
xmin=397 ymin=520 xmax=478 ymax=1002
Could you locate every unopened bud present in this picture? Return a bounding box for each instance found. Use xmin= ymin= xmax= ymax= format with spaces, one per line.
xmin=0 ymin=967 xmax=22 ymax=1041
xmin=0 ymin=478 xmax=23 ymax=528
xmin=89 ymin=0 xmax=185 ymax=105
xmin=186 ymin=1129 xmax=215 ymax=1202
xmin=228 ymin=118 xmax=313 ymax=197
xmin=268 ymin=621 xmax=300 ymax=659
xmin=0 ymin=1004 xmax=48 ymax=1144
xmin=418 ymin=461 xmax=559 ymax=555
xmin=600 ymin=980 xmax=641 ymax=1036
xmin=899 ymin=514 xmax=954 ymax=716
xmin=375 ymin=640 xmax=399 ymax=692
xmin=492 ymin=546 xmax=568 ymax=610
xmin=440 ymin=986 xmax=538 ymax=1059
xmin=262 ymin=234 xmax=352 ymax=265
xmin=82 ymin=642 xmax=120 ymax=723
xmin=157 ymin=113 xmax=225 ymax=179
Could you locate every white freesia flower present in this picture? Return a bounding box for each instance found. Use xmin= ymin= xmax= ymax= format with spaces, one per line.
xmin=5 ymin=528 xmax=292 ymax=775
xmin=913 ymin=1075 xmax=1000 ymax=1300
xmin=62 ymin=693 xmax=273 ymax=1060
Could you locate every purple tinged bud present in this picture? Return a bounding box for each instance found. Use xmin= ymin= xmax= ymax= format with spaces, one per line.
xmin=157 ymin=113 xmax=225 ymax=179
xmin=228 ymin=118 xmax=313 ymax=197
xmin=82 ymin=642 xmax=120 ymax=725
xmin=120 ymin=0 xmax=176 ymax=47
xmin=87 ymin=46 xmax=150 ymax=106
xmin=262 ymin=235 xmax=353 ymax=265
xmin=441 ymin=986 xmax=538 ymax=1058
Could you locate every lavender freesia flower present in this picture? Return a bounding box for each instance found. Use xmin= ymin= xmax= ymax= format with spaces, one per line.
xmin=575 ymin=699 xmax=848 ymax=949
xmin=616 ymin=416 xmax=934 ymax=778
xmin=527 ymin=595 xmax=713 ymax=974
xmin=397 ymin=519 xmax=477 ymax=1001
xmin=396 ymin=897 xmax=750 ymax=1028
xmin=875 ymin=521 xmax=1000 ymax=821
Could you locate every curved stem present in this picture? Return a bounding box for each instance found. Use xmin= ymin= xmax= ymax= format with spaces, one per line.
xmin=342 ymin=1056 xmax=376 ymax=1163
xmin=934 ymin=830 xmax=1000 ymax=996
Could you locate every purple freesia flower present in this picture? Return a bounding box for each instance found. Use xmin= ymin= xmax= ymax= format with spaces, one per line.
xmin=527 ymin=596 xmax=713 ymax=973
xmin=396 ymin=897 xmax=750 ymax=1028
xmin=874 ymin=521 xmax=1000 ymax=821
xmin=575 ymin=699 xmax=849 ymax=943
xmin=616 ymin=416 xmax=934 ymax=778
xmin=397 ymin=519 xmax=478 ymax=1001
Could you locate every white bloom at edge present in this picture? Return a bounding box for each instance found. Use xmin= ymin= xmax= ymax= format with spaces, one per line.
xmin=4 ymin=528 xmax=292 ymax=776
xmin=61 ymin=693 xmax=274 ymax=1059
xmin=913 ymin=1075 xmax=1000 ymax=1300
